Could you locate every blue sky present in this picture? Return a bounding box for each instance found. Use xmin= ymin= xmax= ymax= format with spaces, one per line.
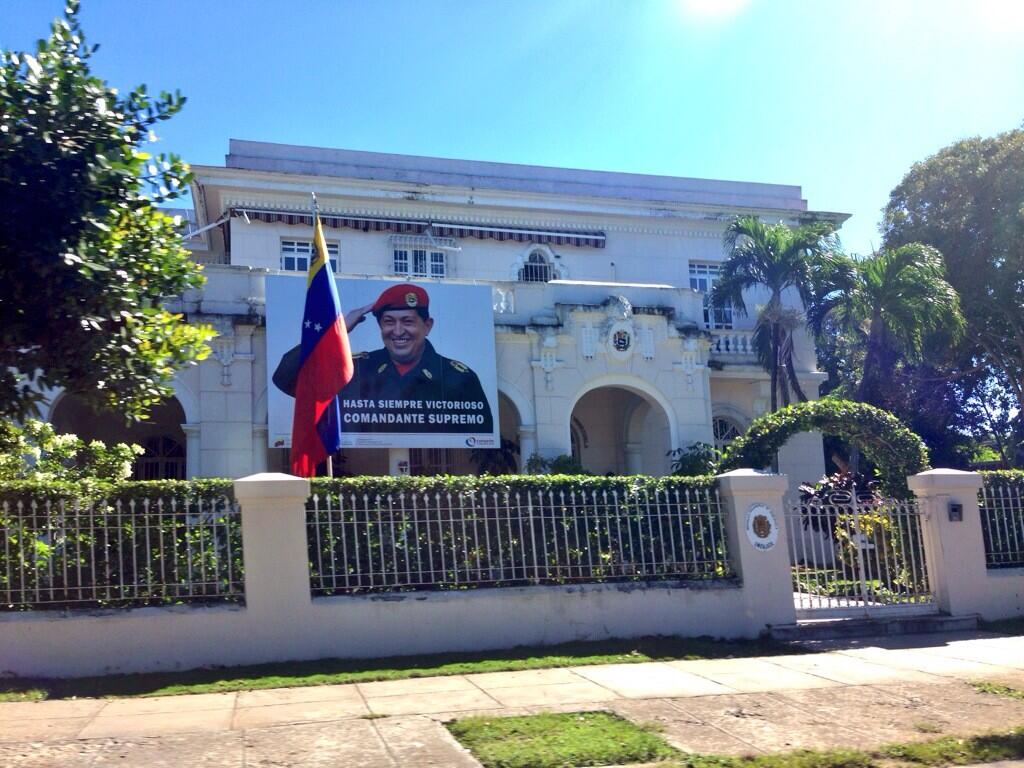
xmin=3 ymin=0 xmax=1022 ymax=255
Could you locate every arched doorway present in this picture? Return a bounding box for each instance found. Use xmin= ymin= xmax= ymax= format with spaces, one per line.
xmin=49 ymin=394 xmax=188 ymax=480
xmin=569 ymin=386 xmax=672 ymax=475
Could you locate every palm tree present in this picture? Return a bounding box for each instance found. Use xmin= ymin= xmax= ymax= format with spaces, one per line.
xmin=711 ymin=216 xmax=837 ymax=412
xmin=808 ymin=243 xmax=965 ymax=406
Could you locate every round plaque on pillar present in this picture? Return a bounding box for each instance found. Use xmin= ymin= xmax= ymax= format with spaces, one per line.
xmin=745 ymin=504 xmax=779 ymax=551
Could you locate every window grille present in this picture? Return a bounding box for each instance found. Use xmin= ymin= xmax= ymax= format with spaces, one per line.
xmin=519 ymin=251 xmax=553 ymax=282
xmin=689 ymin=262 xmax=733 ymax=329
xmin=281 ymin=239 xmax=339 ymax=273
xmin=712 ymin=416 xmax=743 ymax=453
xmin=133 ymin=436 xmax=186 ymax=481
xmin=410 ymin=448 xmax=457 ymax=476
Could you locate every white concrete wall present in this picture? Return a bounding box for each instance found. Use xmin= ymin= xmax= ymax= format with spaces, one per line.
xmin=0 ymin=471 xmax=796 ymax=679
xmin=910 ymin=470 xmax=1024 ymax=620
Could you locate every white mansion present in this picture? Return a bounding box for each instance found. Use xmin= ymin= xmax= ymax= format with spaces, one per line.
xmin=49 ymin=140 xmax=847 ymax=485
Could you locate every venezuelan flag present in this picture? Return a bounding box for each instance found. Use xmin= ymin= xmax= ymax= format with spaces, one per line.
xmin=290 ymin=213 xmax=353 ymax=476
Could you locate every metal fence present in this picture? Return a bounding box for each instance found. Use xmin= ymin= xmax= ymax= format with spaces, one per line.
xmin=0 ymin=495 xmax=244 ymax=610
xmin=979 ymin=481 xmax=1024 ymax=568
xmin=307 ymin=486 xmax=731 ymax=595
xmin=788 ymin=495 xmax=933 ymax=617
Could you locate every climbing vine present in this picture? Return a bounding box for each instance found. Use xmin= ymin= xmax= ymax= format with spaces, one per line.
xmin=717 ymin=399 xmax=930 ymax=495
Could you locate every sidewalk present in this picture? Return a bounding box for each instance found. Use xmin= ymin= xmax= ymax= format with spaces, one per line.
xmin=2 ymin=631 xmax=1024 ymax=767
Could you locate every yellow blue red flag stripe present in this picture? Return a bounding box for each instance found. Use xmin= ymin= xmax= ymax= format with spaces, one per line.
xmin=290 ymin=213 xmax=353 ymax=476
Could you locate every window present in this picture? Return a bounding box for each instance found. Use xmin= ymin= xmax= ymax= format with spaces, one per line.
xmin=281 ymin=239 xmax=339 ymax=273
xmin=393 ymin=248 xmax=446 ymax=277
xmin=410 ymin=448 xmax=456 ymax=476
xmin=133 ymin=436 xmax=185 ymax=481
xmin=688 ymin=262 xmax=733 ymax=329
xmin=519 ymin=250 xmax=553 ymax=282
xmin=712 ymin=416 xmax=743 ymax=453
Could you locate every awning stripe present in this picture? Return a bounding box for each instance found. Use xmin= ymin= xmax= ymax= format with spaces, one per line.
xmin=229 ymin=207 xmax=606 ymax=248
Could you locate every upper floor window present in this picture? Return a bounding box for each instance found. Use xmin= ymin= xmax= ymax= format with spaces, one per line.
xmin=688 ymin=262 xmax=733 ymax=329
xmin=281 ymin=239 xmax=339 ymax=273
xmin=519 ymin=250 xmax=553 ymax=282
xmin=393 ymin=248 xmax=447 ymax=278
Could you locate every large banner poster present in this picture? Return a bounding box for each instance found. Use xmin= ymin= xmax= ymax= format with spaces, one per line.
xmin=267 ymin=276 xmax=499 ymax=450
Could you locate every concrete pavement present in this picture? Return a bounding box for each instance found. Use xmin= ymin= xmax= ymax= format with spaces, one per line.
xmin=2 ymin=630 xmax=1024 ymax=766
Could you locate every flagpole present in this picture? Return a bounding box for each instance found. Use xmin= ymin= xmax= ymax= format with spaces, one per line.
xmin=309 ymin=192 xmax=335 ymax=480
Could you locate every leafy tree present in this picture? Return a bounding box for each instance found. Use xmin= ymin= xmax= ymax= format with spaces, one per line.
xmin=0 ymin=1 xmax=213 ymax=422
xmin=809 ymin=245 xmax=967 ymax=468
xmin=711 ymin=216 xmax=837 ymax=411
xmin=0 ymin=419 xmax=142 ymax=482
xmin=809 ymin=244 xmax=964 ymax=405
xmin=882 ymin=127 xmax=1024 ymax=464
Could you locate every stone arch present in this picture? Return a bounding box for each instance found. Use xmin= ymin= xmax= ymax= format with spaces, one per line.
xmin=170 ymin=379 xmax=200 ymax=425
xmin=497 ymin=380 xmax=535 ymax=429
xmin=568 ymin=375 xmax=679 ymax=451
xmin=510 ymin=243 xmax=567 ymax=282
xmin=718 ymin=399 xmax=929 ymax=494
xmin=568 ymin=375 xmax=677 ymax=475
xmin=49 ymin=393 xmax=189 ymax=480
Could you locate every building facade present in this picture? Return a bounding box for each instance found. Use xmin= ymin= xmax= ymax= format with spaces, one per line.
xmin=47 ymin=140 xmax=847 ymax=486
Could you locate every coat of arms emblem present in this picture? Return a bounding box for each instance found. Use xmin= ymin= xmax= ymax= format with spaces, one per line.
xmin=612 ymin=329 xmax=631 ymax=352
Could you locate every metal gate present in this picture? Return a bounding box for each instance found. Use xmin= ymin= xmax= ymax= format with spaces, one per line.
xmin=787 ymin=491 xmax=935 ymax=618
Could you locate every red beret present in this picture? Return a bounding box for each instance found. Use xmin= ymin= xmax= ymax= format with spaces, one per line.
xmin=372 ymin=283 xmax=429 ymax=315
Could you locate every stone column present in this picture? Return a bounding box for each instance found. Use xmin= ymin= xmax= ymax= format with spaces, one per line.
xmin=234 ymin=473 xmax=311 ymax=621
xmin=625 ymin=442 xmax=643 ymax=474
xmin=907 ymin=469 xmax=989 ymax=617
xmin=716 ymin=469 xmax=796 ymax=631
xmin=182 ymin=423 xmax=201 ymax=479
xmin=251 ymin=425 xmax=269 ymax=473
xmin=517 ymin=425 xmax=537 ymax=471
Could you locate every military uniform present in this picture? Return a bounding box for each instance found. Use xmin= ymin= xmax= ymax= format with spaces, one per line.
xmin=273 ymin=339 xmax=493 ymax=433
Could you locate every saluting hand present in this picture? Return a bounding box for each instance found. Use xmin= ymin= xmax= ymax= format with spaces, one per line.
xmin=344 ymin=303 xmax=376 ymax=333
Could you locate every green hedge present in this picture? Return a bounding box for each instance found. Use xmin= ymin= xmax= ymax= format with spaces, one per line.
xmin=309 ymin=473 xmax=716 ymax=498
xmin=717 ymin=399 xmax=930 ymax=496
xmin=980 ymin=470 xmax=1024 ymax=490
xmin=307 ymin=474 xmax=727 ymax=594
xmin=0 ymin=478 xmax=234 ymax=505
xmin=0 ymin=479 xmax=239 ymax=611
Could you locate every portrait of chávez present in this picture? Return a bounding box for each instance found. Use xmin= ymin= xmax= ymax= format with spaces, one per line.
xmin=273 ymin=283 xmax=494 ymax=433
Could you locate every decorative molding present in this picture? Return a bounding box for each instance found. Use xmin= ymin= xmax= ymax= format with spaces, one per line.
xmin=508 ymin=243 xmax=568 ymax=281
xmin=640 ymin=326 xmax=656 ymax=361
xmin=529 ymin=328 xmax=563 ymax=391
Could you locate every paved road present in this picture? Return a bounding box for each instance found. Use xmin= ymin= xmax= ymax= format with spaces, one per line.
xmin=2 ymin=631 xmax=1024 ymax=767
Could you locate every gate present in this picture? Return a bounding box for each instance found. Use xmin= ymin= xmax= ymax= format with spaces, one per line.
xmin=787 ymin=491 xmax=935 ymax=618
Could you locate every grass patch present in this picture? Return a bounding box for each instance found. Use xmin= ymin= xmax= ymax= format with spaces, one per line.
xmin=444 ymin=712 xmax=1024 ymax=768
xmin=971 ymin=681 xmax=1024 ymax=701
xmin=447 ymin=711 xmax=679 ymax=768
xmin=664 ymin=727 xmax=1024 ymax=768
xmin=0 ymin=685 xmax=46 ymax=703
xmin=0 ymin=634 xmax=794 ymax=701
xmin=878 ymin=728 xmax=1024 ymax=765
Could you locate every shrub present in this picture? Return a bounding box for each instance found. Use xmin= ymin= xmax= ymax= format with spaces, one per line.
xmin=718 ymin=399 xmax=930 ymax=495
xmin=0 ymin=420 xmax=143 ymax=482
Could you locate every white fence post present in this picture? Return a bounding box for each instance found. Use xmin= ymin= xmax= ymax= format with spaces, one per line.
xmin=234 ymin=473 xmax=311 ymax=620
xmin=907 ymin=469 xmax=989 ymax=617
xmin=716 ymin=469 xmax=797 ymax=630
